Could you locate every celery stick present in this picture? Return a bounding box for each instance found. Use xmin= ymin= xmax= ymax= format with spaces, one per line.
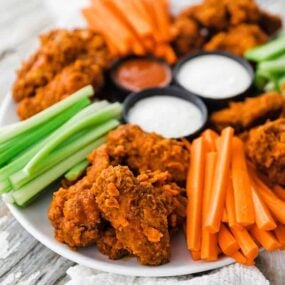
xmin=64 ymin=160 xmax=89 ymax=182
xmin=0 ymin=85 xmax=94 ymax=144
xmin=0 ymin=115 xmax=110 ymax=181
xmin=0 ymin=98 xmax=90 ymax=166
xmin=278 ymin=74 xmax=285 ymax=90
xmin=8 ymin=137 xmax=106 ymax=206
xmin=245 ymin=35 xmax=285 ymax=62
xmin=25 ymin=103 xmax=122 ymax=174
xmin=73 ymin=100 xmax=109 ymax=121
xmin=254 ymin=69 xmax=271 ymax=89
xmin=0 ymin=139 xmax=45 ymax=181
xmin=259 ymin=55 xmax=285 ymax=75
xmin=264 ymin=81 xmax=276 ymax=92
xmin=10 ymin=119 xmax=119 ymax=189
xmin=0 ymin=97 xmax=91 ymax=154
xmin=0 ymin=179 xmax=11 ymax=194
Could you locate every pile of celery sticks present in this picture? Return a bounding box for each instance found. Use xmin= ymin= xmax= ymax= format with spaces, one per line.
xmin=245 ymin=34 xmax=285 ymax=92
xmin=0 ymin=85 xmax=122 ymax=207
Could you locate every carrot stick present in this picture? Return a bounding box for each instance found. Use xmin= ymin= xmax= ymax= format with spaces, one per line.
xmin=105 ymin=0 xmax=152 ymax=37
xmin=222 ymin=208 xmax=228 ymax=223
xmin=273 ymin=185 xmax=285 ymax=201
xmin=162 ymin=45 xmax=177 ymax=64
xmin=191 ymin=251 xmax=201 ymax=261
xmin=201 ymin=233 xmax=218 ymax=261
xmin=231 ymin=227 xmax=259 ymax=260
xmin=144 ymin=0 xmax=166 ymax=41
xmin=215 ymin=137 xmax=222 ymax=151
xmin=202 ymin=129 xmax=219 ymax=152
xmin=82 ymin=7 xmax=130 ymax=54
xmin=205 ymin=127 xmax=234 ymax=233
xmin=250 ymin=225 xmax=281 ymax=251
xmin=99 ymin=0 xmax=146 ymax=55
xmin=90 ymin=1 xmax=146 ymax=55
xmin=82 ymin=8 xmax=120 ymax=54
xmin=151 ymin=0 xmax=171 ymax=41
xmin=140 ymin=0 xmax=160 ymax=41
xmin=218 ymin=224 xmax=239 ymax=255
xmin=225 ymin=178 xmax=243 ymax=230
xmin=186 ymin=137 xmax=206 ymax=251
xmin=202 ymin=152 xmax=217 ymax=223
xmin=231 ymin=137 xmax=255 ymax=226
xmin=250 ymin=182 xmax=277 ymax=231
xmin=250 ymin=170 xmax=285 ymax=224
xmin=201 ymin=152 xmax=218 ymax=261
xmin=231 ymin=251 xmax=247 ymax=264
xmin=133 ymin=0 xmax=153 ymax=26
xmin=232 ymin=250 xmax=255 ymax=265
xmin=274 ymin=224 xmax=285 ymax=249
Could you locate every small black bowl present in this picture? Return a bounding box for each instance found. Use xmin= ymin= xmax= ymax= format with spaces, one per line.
xmin=173 ymin=51 xmax=254 ymax=111
xmin=123 ymin=86 xmax=208 ymax=138
xmin=110 ymin=55 xmax=173 ymax=94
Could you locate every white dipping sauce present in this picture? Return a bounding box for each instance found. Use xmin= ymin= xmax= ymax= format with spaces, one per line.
xmin=128 ymin=95 xmax=203 ymax=138
xmin=177 ymin=55 xmax=251 ymax=99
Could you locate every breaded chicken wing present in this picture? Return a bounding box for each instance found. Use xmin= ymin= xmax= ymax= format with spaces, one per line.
xmin=48 ymin=145 xmax=111 ymax=248
xmin=49 ymin=125 xmax=188 ymax=263
xmin=17 ymin=58 xmax=104 ymax=119
xmin=48 ymin=185 xmax=102 ymax=248
xmin=246 ymin=119 xmax=285 ymax=186
xmin=210 ymin=92 xmax=285 ymax=133
xmin=106 ymin=125 xmax=189 ymax=183
xmin=13 ymin=29 xmax=110 ymax=102
xmin=204 ymin=24 xmax=268 ymax=56
xmin=171 ymin=13 xmax=207 ymax=57
xmin=137 ymin=170 xmax=187 ymax=229
xmin=188 ymin=1 xmax=228 ymax=30
xmin=96 ymin=227 xmax=129 ymax=260
xmin=172 ymin=0 xmax=281 ymax=57
xmin=93 ymin=165 xmax=172 ymax=265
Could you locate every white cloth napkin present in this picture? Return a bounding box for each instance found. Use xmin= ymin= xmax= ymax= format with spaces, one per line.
xmin=64 ymin=264 xmax=268 ymax=285
xmin=43 ymin=0 xmax=279 ymax=283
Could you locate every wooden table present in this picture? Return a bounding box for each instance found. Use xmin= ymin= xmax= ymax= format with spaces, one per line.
xmin=0 ymin=0 xmax=285 ymax=284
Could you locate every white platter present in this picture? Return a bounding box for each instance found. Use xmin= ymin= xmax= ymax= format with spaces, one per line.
xmin=0 ymin=94 xmax=234 ymax=276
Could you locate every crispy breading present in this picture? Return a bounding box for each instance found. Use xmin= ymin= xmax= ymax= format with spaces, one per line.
xmin=204 ymin=24 xmax=268 ymax=56
xmin=48 ymin=145 xmax=111 ymax=249
xmin=13 ymin=29 xmax=110 ymax=102
xmin=17 ymin=58 xmax=104 ymax=119
xmin=258 ymin=11 xmax=283 ymax=35
xmin=245 ymin=119 xmax=285 ymax=186
xmin=93 ymin=165 xmax=172 ymax=265
xmin=48 ymin=185 xmax=102 ymax=248
xmin=171 ymin=13 xmax=207 ymax=56
xmin=210 ymin=92 xmax=285 ymax=133
xmin=225 ymin=0 xmax=260 ymax=26
xmin=96 ymin=227 xmax=129 ymax=260
xmin=137 ymin=170 xmax=187 ymax=229
xmin=189 ymin=1 xmax=228 ymax=30
xmin=106 ymin=125 xmax=190 ymax=183
xmin=172 ymin=0 xmax=281 ymax=57
xmin=49 ymin=125 xmax=188 ymax=263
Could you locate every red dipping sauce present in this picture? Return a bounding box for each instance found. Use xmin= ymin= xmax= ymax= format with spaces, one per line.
xmin=113 ymin=58 xmax=172 ymax=92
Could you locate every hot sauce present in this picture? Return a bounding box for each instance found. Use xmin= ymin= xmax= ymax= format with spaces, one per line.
xmin=114 ymin=58 xmax=171 ymax=92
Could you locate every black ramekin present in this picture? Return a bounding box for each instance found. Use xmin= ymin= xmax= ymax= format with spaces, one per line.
xmin=110 ymin=55 xmax=173 ymax=94
xmin=173 ymin=51 xmax=254 ymax=111
xmin=123 ymin=86 xmax=208 ymax=138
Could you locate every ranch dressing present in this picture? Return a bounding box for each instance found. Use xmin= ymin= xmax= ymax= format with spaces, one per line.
xmin=128 ymin=95 xmax=203 ymax=138
xmin=177 ymin=55 xmax=251 ymax=99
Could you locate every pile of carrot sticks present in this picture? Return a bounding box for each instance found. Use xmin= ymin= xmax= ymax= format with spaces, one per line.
xmin=82 ymin=0 xmax=177 ymax=63
xmin=184 ymin=127 xmax=285 ymax=265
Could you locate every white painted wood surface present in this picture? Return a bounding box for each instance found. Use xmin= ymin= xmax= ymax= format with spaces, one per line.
xmin=0 ymin=1 xmax=285 ymax=284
